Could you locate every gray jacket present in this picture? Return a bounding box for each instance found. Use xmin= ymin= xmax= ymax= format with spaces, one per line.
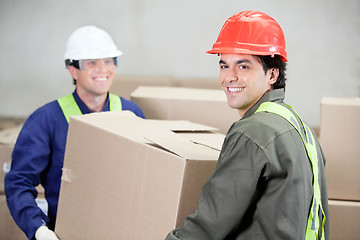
xmin=165 ymin=89 xmax=329 ymax=240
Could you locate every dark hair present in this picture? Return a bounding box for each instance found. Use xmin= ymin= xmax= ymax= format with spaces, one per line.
xmin=256 ymin=55 xmax=287 ymax=89
xmin=65 ymin=59 xmax=79 ymax=85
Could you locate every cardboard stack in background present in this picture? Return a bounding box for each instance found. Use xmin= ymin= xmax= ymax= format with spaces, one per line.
xmin=111 ymin=74 xmax=174 ymax=100
xmin=55 ymin=111 xmax=225 ymax=240
xmin=130 ymin=86 xmax=239 ymax=134
xmin=0 ymin=124 xmax=47 ymax=240
xmin=110 ymin=75 xmax=220 ymax=101
xmin=0 ymin=125 xmax=28 ymax=239
xmin=319 ymin=97 xmax=360 ymax=240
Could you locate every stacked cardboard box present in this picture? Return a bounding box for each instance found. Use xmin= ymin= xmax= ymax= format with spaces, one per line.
xmin=320 ymin=97 xmax=360 ymax=239
xmin=0 ymin=126 xmax=28 ymax=239
xmin=55 ymin=111 xmax=225 ymax=239
xmin=110 ymin=74 xmax=173 ymax=100
xmin=110 ymin=75 xmax=220 ymax=101
xmin=130 ymin=86 xmax=239 ymax=134
xmin=0 ymin=125 xmax=47 ymax=240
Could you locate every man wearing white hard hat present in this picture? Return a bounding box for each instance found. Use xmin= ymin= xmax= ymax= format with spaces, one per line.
xmin=5 ymin=26 xmax=145 ymax=240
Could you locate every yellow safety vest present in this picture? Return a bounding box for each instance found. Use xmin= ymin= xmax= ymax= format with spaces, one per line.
xmin=255 ymin=102 xmax=326 ymax=240
xmin=57 ymin=93 xmax=122 ymax=123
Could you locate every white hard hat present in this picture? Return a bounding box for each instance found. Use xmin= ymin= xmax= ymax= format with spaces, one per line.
xmin=64 ymin=25 xmax=123 ymax=60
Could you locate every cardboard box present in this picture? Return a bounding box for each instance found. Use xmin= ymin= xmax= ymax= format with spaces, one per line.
xmin=319 ymin=98 xmax=360 ymax=201
xmin=0 ymin=194 xmax=28 ymax=240
xmin=111 ymin=74 xmax=173 ymax=100
xmin=328 ymin=200 xmax=360 ymax=240
xmin=55 ymin=111 xmax=225 ymax=240
xmin=173 ymin=77 xmax=220 ymax=90
xmin=130 ymin=86 xmax=239 ymax=134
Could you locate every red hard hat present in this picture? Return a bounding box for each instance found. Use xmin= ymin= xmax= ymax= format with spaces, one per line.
xmin=207 ymin=11 xmax=287 ymax=62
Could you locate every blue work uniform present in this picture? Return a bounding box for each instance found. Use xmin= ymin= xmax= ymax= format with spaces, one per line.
xmin=4 ymin=91 xmax=145 ymax=239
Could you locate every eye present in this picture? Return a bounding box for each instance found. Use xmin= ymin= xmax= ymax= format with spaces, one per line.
xmin=104 ymin=58 xmax=114 ymax=65
xmin=220 ymin=64 xmax=228 ymax=69
xmin=238 ymin=64 xmax=248 ymax=70
xmin=86 ymin=61 xmax=96 ymax=66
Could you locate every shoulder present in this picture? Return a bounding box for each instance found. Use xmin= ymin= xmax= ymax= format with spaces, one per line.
xmin=29 ymin=100 xmax=63 ymax=121
xmin=23 ymin=100 xmax=65 ymax=131
xmin=229 ymin=111 xmax=293 ymax=147
xmin=119 ymin=97 xmax=145 ymax=118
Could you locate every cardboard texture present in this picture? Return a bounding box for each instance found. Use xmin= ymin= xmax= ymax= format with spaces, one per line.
xmin=55 ymin=111 xmax=224 ymax=240
xmin=130 ymin=86 xmax=239 ymax=134
xmin=328 ymin=200 xmax=360 ymax=240
xmin=173 ymin=77 xmax=219 ymax=89
xmin=319 ymin=97 xmax=360 ymax=201
xmin=110 ymin=74 xmax=173 ymax=100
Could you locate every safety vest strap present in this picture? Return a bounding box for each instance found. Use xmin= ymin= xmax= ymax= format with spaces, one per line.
xmin=108 ymin=93 xmax=122 ymax=111
xmin=255 ymin=102 xmax=326 ymax=240
xmin=57 ymin=93 xmax=122 ymax=123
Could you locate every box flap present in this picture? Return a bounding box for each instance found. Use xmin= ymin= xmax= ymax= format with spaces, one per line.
xmin=175 ymin=132 xmax=225 ymax=151
xmin=146 ymin=133 xmax=220 ymax=160
xmin=70 ymin=112 xmax=222 ymax=160
xmin=144 ymin=119 xmax=218 ymax=132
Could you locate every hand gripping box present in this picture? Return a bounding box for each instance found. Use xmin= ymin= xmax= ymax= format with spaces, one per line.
xmin=319 ymin=97 xmax=360 ymax=201
xmin=130 ymin=86 xmax=240 ymax=134
xmin=55 ymin=111 xmax=225 ymax=240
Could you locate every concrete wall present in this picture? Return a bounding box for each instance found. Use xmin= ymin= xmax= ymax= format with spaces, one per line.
xmin=1 ymin=0 xmax=359 ymax=127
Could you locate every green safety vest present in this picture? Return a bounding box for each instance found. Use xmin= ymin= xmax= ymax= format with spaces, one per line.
xmin=57 ymin=93 xmax=122 ymax=123
xmin=255 ymin=102 xmax=326 ymax=240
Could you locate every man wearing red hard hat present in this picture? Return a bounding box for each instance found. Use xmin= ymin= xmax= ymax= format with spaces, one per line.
xmin=165 ymin=11 xmax=329 ymax=240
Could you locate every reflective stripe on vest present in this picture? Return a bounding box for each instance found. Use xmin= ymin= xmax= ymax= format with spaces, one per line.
xmin=57 ymin=93 xmax=122 ymax=123
xmin=255 ymin=102 xmax=326 ymax=240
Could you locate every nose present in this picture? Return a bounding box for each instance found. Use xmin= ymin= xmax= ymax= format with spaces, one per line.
xmin=226 ymin=67 xmax=238 ymax=83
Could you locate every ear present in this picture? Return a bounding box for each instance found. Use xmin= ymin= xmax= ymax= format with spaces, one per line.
xmin=67 ymin=66 xmax=78 ymax=80
xmin=268 ymin=68 xmax=279 ymax=85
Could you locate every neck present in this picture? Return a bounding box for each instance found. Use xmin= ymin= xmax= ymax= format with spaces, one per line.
xmin=76 ymin=89 xmax=108 ymax=112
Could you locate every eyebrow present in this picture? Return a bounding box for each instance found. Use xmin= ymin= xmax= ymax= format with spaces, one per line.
xmin=219 ymin=59 xmax=252 ymax=65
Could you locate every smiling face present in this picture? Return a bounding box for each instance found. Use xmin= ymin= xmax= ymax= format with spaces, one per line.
xmin=68 ymin=58 xmax=115 ymax=99
xmin=219 ymin=54 xmax=278 ymax=117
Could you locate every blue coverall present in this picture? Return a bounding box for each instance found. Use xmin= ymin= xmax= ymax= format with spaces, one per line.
xmin=5 ymin=91 xmax=145 ymax=239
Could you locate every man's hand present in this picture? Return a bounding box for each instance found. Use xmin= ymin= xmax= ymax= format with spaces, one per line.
xmin=35 ymin=226 xmax=59 ymax=240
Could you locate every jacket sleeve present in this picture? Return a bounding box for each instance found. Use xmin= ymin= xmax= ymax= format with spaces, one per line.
xmin=4 ymin=111 xmax=51 ymax=239
xmin=165 ymin=132 xmax=268 ymax=240
xmin=120 ymin=97 xmax=145 ymax=119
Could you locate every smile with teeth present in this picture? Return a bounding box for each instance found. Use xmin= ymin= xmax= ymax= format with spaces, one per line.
xmin=94 ymin=77 xmax=108 ymax=82
xmin=228 ymin=87 xmax=244 ymax=93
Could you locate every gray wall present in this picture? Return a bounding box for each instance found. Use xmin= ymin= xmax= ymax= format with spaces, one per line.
xmin=1 ymin=0 xmax=359 ymax=127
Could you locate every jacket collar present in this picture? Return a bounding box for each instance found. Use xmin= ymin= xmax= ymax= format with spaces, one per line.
xmin=242 ymin=88 xmax=285 ymax=119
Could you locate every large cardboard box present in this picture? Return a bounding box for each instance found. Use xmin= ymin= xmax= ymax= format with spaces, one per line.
xmin=111 ymin=74 xmax=173 ymax=100
xmin=130 ymin=86 xmax=239 ymax=134
xmin=55 ymin=111 xmax=225 ymax=240
xmin=173 ymin=77 xmax=220 ymax=90
xmin=328 ymin=200 xmax=360 ymax=240
xmin=319 ymin=97 xmax=360 ymax=201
